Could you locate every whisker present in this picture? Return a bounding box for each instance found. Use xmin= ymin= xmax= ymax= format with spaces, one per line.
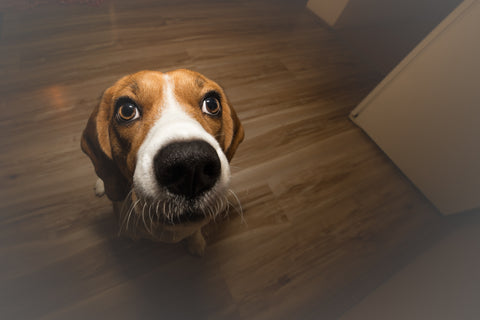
xmin=118 ymin=189 xmax=134 ymax=234
xmin=155 ymin=200 xmax=161 ymax=219
xmin=141 ymin=201 xmax=148 ymax=232
xmin=228 ymin=189 xmax=246 ymax=226
xmin=144 ymin=203 xmax=152 ymax=234
xmin=120 ymin=189 xmax=134 ymax=217
xmin=162 ymin=201 xmax=167 ymax=220
xmin=149 ymin=202 xmax=155 ymax=235
xmin=125 ymin=198 xmax=141 ymax=233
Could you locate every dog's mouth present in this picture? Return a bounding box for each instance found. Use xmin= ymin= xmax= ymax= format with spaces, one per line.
xmin=118 ymin=186 xmax=228 ymax=233
xmin=160 ymin=210 xmax=206 ymax=225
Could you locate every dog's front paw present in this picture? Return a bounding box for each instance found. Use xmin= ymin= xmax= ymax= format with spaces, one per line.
xmin=186 ymin=230 xmax=206 ymax=256
xmin=94 ymin=178 xmax=105 ymax=197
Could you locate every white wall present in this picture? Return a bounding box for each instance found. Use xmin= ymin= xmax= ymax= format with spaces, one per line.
xmin=350 ymin=0 xmax=480 ymax=215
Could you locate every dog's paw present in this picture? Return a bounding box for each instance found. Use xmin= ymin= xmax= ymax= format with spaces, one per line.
xmin=186 ymin=230 xmax=206 ymax=257
xmin=94 ymin=178 xmax=105 ymax=197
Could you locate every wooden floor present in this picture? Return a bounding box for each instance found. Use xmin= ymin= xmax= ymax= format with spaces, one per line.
xmin=0 ymin=1 xmax=463 ymax=319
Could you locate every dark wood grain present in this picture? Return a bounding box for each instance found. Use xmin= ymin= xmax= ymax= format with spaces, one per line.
xmin=0 ymin=1 xmax=455 ymax=319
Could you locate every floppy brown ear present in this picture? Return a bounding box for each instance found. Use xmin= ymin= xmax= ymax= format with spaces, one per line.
xmin=225 ymin=106 xmax=245 ymax=162
xmin=81 ymin=90 xmax=130 ymax=201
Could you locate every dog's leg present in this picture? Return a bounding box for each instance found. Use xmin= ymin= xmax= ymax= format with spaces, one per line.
xmin=186 ymin=229 xmax=206 ymax=256
xmin=94 ymin=178 xmax=105 ymax=197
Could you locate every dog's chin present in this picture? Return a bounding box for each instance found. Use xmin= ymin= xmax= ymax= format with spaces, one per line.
xmin=115 ymin=181 xmax=229 ymax=243
xmin=128 ymin=184 xmax=227 ymax=223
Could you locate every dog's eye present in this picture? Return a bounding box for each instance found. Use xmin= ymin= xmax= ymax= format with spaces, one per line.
xmin=117 ymin=103 xmax=140 ymax=122
xmin=202 ymin=97 xmax=221 ymax=116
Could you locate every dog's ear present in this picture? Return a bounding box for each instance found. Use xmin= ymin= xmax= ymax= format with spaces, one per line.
xmin=81 ymin=88 xmax=130 ymax=201
xmin=225 ymin=105 xmax=245 ymax=162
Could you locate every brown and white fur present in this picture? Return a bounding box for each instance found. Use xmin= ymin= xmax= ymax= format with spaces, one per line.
xmin=81 ymin=69 xmax=244 ymax=255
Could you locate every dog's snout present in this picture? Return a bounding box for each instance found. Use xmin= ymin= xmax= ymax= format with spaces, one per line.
xmin=154 ymin=140 xmax=221 ymax=198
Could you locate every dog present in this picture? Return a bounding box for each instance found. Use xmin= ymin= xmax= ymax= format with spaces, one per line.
xmin=81 ymin=69 xmax=244 ymax=255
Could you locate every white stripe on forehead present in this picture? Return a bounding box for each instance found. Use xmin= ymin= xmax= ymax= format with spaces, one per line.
xmin=161 ymin=74 xmax=183 ymax=116
xmin=158 ymin=74 xmax=208 ymax=140
xmin=132 ymin=73 xmax=231 ymax=198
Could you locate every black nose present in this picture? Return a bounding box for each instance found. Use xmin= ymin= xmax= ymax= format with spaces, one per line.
xmin=154 ymin=140 xmax=221 ymax=198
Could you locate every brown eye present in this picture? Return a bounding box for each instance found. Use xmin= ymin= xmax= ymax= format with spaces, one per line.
xmin=202 ymin=97 xmax=221 ymax=116
xmin=116 ymin=101 xmax=140 ymax=122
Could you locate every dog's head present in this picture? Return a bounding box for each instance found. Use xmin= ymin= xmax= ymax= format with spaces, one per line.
xmin=81 ymin=69 xmax=244 ymax=232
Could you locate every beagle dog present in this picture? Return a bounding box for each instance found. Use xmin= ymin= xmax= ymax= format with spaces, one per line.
xmin=81 ymin=69 xmax=244 ymax=255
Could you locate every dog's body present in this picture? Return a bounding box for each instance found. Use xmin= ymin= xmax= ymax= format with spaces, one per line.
xmin=81 ymin=69 xmax=244 ymax=255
